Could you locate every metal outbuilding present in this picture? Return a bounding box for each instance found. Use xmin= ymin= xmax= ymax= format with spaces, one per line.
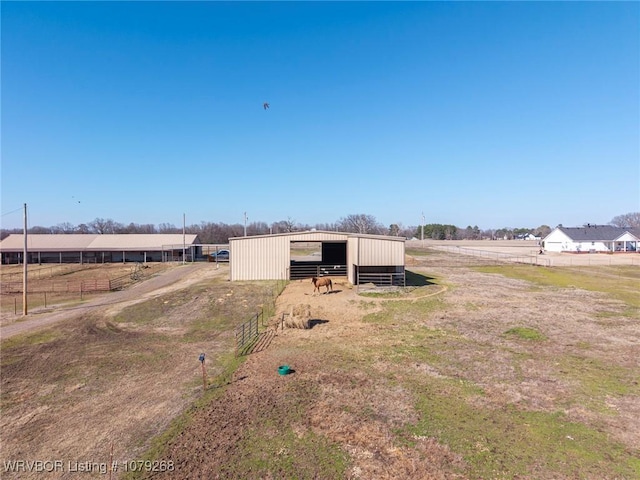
xmin=0 ymin=234 xmax=201 ymax=264
xmin=229 ymin=230 xmax=406 ymax=286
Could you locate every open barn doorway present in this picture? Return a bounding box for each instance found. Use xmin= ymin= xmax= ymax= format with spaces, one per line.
xmin=289 ymin=241 xmax=347 ymax=280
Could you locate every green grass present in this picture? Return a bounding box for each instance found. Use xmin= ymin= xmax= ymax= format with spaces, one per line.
xmin=1 ymin=329 xmax=61 ymax=351
xmin=557 ymin=354 xmax=640 ymax=398
xmin=219 ymin=427 xmax=348 ymax=479
xmin=406 ymin=248 xmax=439 ymax=257
xmin=362 ymin=296 xmax=446 ymax=325
xmin=406 ymin=378 xmax=639 ymax=479
xmin=362 ymin=275 xmax=639 ymax=479
xmin=504 ymin=326 xmax=547 ymax=341
xmin=475 ymin=265 xmax=640 ymax=309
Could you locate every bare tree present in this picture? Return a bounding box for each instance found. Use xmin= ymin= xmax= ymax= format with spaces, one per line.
xmin=248 ymin=221 xmax=270 ymax=236
xmin=610 ymin=212 xmax=640 ymax=228
xmin=337 ymin=214 xmax=383 ymax=234
xmin=89 ymin=218 xmax=123 ymax=234
xmin=76 ymin=223 xmax=91 ymax=234
xmin=271 ymin=217 xmax=298 ymax=233
xmin=533 ymin=225 xmax=551 ymax=237
xmin=52 ymin=222 xmax=77 ymax=234
xmin=29 ymin=226 xmax=53 ymax=234
xmin=157 ymin=223 xmax=179 ymax=234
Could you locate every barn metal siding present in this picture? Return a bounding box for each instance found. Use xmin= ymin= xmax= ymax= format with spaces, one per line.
xmin=357 ymin=237 xmax=405 ymax=265
xmin=230 ymin=236 xmax=290 ymax=281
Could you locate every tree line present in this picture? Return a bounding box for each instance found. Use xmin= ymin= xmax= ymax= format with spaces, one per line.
xmin=1 ymin=212 xmax=638 ymax=244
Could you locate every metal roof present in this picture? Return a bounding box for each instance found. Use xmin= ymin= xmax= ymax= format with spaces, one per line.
xmin=229 ymin=230 xmax=406 ymax=242
xmin=556 ymin=226 xmax=638 ymax=242
xmin=0 ymin=234 xmax=200 ymax=252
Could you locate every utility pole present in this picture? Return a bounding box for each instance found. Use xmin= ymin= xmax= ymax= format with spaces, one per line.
xmin=421 ymin=212 xmax=425 ymax=246
xmin=23 ymin=203 xmax=28 ymax=315
xmin=244 ymin=212 xmax=248 ymax=237
xmin=182 ymin=213 xmax=186 ymax=264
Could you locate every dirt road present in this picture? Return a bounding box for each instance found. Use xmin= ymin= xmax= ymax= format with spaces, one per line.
xmin=1 ymin=263 xmax=226 ymax=340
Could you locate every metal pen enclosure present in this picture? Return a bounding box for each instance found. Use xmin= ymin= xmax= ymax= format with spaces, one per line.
xmin=229 ymin=231 xmax=406 ymax=286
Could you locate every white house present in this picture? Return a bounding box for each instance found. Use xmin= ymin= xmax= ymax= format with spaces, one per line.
xmin=542 ymin=226 xmax=639 ymax=253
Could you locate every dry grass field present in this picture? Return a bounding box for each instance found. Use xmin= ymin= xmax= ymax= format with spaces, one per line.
xmin=1 ymin=245 xmax=639 ymax=479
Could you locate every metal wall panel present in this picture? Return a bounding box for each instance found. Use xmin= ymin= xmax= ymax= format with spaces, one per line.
xmin=357 ymin=237 xmax=405 ymax=265
xmin=230 ymin=236 xmax=290 ymax=281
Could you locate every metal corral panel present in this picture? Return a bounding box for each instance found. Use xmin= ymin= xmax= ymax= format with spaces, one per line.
xmin=230 ymin=236 xmax=290 ymax=281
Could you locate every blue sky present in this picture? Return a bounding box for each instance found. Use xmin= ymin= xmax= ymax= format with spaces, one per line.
xmin=2 ymin=1 xmax=638 ymax=231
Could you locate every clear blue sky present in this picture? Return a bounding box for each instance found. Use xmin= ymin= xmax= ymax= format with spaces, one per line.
xmin=2 ymin=1 xmax=638 ymax=231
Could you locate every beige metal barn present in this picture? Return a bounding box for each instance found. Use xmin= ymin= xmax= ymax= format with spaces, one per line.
xmin=229 ymin=230 xmax=406 ymax=286
xmin=0 ymin=234 xmax=201 ymax=264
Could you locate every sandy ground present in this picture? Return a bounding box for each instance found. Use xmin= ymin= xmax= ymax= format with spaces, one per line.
xmin=409 ymin=239 xmax=640 ymax=267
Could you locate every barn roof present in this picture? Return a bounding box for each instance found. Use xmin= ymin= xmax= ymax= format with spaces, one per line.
xmin=0 ymin=234 xmax=200 ymax=252
xmin=229 ymin=230 xmax=406 ymax=242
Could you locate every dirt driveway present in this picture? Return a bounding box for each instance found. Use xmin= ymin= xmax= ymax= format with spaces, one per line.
xmin=1 ymin=263 xmax=225 ymax=339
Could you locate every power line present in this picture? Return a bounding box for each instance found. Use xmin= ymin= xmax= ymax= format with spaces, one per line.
xmin=1 ymin=206 xmax=25 ymax=217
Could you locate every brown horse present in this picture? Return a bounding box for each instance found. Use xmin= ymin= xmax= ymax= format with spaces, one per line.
xmin=311 ymin=276 xmax=333 ymax=294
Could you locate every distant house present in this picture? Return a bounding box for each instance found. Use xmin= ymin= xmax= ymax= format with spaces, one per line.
xmin=542 ymin=226 xmax=640 ymax=253
xmin=516 ymin=233 xmax=541 ymax=241
xmin=0 ymin=234 xmax=201 ymax=264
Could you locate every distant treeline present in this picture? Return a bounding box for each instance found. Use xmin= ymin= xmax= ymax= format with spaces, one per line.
xmin=0 ymin=213 xmax=560 ymax=244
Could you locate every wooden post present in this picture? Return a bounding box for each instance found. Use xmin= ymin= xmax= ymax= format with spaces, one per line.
xmin=199 ymin=353 xmax=207 ymax=392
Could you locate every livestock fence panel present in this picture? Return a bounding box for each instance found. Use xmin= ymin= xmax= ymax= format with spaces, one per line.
xmin=358 ymin=272 xmax=405 ymax=287
xmin=235 ymin=311 xmax=262 ymax=357
xmin=234 ymin=278 xmax=288 ymax=357
xmin=430 ymin=245 xmax=552 ymax=267
xmin=289 ymin=264 xmax=347 ymax=280
xmin=1 ymin=279 xmax=112 ymax=294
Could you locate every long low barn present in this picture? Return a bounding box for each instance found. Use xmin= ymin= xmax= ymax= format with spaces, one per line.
xmin=0 ymin=234 xmax=201 ymax=264
xmin=229 ymin=230 xmax=406 ymax=286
